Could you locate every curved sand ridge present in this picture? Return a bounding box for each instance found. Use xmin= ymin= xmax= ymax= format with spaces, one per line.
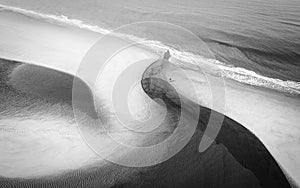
xmin=0 ymin=57 xmax=291 ymax=187
xmin=141 ymin=59 xmax=291 ymax=187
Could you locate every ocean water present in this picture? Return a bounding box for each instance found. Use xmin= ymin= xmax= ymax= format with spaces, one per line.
xmin=0 ymin=0 xmax=300 ymax=94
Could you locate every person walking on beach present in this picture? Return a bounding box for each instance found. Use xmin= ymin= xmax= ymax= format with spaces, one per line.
xmin=162 ymin=50 xmax=175 ymax=82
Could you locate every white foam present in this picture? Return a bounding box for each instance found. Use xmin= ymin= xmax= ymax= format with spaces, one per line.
xmin=1 ymin=3 xmax=299 ymax=95
xmin=0 ymin=4 xmax=111 ymax=34
xmin=145 ymin=41 xmax=300 ymax=95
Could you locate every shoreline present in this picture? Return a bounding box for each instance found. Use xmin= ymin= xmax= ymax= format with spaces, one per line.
xmin=1 ymin=3 xmax=299 ymax=95
xmin=0 ymin=7 xmax=300 ymax=187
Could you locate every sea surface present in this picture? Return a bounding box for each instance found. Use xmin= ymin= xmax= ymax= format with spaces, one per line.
xmin=0 ymin=0 xmax=299 ymax=94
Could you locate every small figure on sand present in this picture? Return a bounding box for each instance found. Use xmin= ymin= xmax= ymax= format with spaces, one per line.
xmin=162 ymin=50 xmax=174 ymax=83
xmin=163 ymin=50 xmax=171 ymax=60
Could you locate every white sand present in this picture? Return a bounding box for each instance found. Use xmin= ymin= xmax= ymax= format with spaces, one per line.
xmin=0 ymin=9 xmax=300 ymax=186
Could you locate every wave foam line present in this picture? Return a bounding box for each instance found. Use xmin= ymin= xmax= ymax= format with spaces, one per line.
xmin=0 ymin=4 xmax=111 ymax=34
xmin=145 ymin=42 xmax=300 ymax=95
xmin=1 ymin=4 xmax=300 ymax=95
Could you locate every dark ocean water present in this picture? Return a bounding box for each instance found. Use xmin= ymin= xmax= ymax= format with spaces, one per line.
xmin=0 ymin=0 xmax=299 ymax=94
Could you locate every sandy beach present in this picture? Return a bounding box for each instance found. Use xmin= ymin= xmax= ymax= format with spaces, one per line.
xmin=0 ymin=6 xmax=299 ymax=187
